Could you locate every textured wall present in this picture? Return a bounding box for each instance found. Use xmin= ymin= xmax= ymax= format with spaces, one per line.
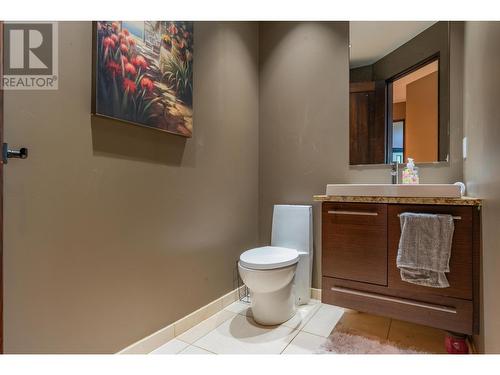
xmin=3 ymin=21 xmax=260 ymax=353
xmin=462 ymin=21 xmax=500 ymax=354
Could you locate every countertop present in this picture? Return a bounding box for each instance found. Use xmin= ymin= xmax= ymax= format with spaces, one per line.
xmin=313 ymin=195 xmax=482 ymax=206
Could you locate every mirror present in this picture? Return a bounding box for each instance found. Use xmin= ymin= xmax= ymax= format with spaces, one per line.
xmin=349 ymin=21 xmax=450 ymax=165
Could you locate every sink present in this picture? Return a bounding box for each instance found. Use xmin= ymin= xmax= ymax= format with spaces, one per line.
xmin=325 ymin=184 xmax=461 ymax=198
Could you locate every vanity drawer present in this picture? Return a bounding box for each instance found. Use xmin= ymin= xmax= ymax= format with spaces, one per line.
xmin=322 ymin=276 xmax=474 ymax=334
xmin=322 ymin=203 xmax=387 ymax=286
xmin=388 ymin=205 xmax=473 ymax=300
xmin=322 ymin=202 xmax=387 ymax=226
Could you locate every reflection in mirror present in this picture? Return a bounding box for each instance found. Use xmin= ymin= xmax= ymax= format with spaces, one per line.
xmin=349 ymin=22 xmax=449 ymax=166
xmin=391 ymin=120 xmax=404 ymax=163
xmin=390 ymin=58 xmax=439 ymax=163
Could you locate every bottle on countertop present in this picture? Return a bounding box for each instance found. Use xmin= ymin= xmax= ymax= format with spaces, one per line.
xmin=402 ymin=158 xmax=419 ymax=184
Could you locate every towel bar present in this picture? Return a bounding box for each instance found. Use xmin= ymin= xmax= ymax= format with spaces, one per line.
xmin=397 ymin=214 xmax=461 ymax=220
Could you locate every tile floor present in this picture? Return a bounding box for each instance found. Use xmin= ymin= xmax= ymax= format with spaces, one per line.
xmin=150 ymin=299 xmax=448 ymax=354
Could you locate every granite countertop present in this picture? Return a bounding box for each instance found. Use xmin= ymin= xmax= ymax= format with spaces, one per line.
xmin=313 ymin=195 xmax=482 ymax=206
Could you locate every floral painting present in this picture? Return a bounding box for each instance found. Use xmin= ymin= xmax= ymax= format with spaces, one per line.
xmin=93 ymin=21 xmax=193 ymax=137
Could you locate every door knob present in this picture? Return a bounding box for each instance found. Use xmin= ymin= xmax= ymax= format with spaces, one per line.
xmin=2 ymin=143 xmax=28 ymax=164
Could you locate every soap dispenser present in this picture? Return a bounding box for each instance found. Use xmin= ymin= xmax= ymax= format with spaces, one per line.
xmin=402 ymin=158 xmax=419 ymax=184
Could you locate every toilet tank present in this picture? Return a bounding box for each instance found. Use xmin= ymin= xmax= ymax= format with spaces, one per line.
xmin=271 ymin=205 xmax=313 ymax=305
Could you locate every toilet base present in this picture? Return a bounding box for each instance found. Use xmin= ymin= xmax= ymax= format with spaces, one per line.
xmin=250 ymin=282 xmax=296 ymax=325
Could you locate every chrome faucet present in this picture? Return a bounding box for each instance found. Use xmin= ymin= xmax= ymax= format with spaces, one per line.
xmin=390 ymin=162 xmax=399 ymax=184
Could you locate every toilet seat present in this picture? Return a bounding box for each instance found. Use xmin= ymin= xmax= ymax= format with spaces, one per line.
xmin=239 ymin=246 xmax=299 ymax=270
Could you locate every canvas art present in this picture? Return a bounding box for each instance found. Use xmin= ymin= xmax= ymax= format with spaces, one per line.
xmin=93 ymin=21 xmax=193 ymax=137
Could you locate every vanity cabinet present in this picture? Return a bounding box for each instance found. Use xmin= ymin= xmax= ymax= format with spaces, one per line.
xmin=322 ymin=203 xmax=387 ymax=285
xmin=321 ymin=200 xmax=481 ymax=335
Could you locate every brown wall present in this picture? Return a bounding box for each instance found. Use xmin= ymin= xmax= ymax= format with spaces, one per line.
xmin=462 ymin=21 xmax=500 ymax=354
xmin=259 ymin=22 xmax=463 ymax=289
xmin=3 ymin=21 xmax=260 ymax=353
xmin=393 ymin=102 xmax=406 ymax=121
xmin=405 ymin=72 xmax=438 ymax=162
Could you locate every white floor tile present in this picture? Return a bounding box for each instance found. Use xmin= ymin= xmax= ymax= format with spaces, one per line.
xmin=301 ymin=304 xmax=344 ymax=337
xmin=177 ymin=310 xmax=236 ymax=344
xmin=179 ymin=345 xmax=215 ymax=354
xmin=282 ymin=331 xmax=329 ymax=354
xmin=150 ymin=339 xmax=189 ymax=354
xmin=224 ymin=300 xmax=252 ymax=316
xmin=193 ymin=313 xmax=299 ymax=354
xmin=282 ymin=301 xmax=321 ymax=330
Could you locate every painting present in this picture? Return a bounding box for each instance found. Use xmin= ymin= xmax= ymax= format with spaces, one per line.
xmin=93 ymin=21 xmax=193 ymax=137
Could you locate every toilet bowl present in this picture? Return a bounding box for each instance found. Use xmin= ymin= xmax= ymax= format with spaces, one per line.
xmin=238 ymin=247 xmax=299 ymax=325
xmin=238 ymin=205 xmax=313 ymax=325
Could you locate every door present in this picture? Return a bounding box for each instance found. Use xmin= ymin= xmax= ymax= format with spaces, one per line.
xmin=387 ymin=204 xmax=474 ymax=300
xmin=349 ymin=81 xmax=386 ymax=165
xmin=322 ymin=202 xmax=388 ymax=286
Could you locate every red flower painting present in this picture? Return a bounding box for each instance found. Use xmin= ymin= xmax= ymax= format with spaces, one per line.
xmin=94 ymin=21 xmax=193 ymax=136
xmin=122 ymin=78 xmax=137 ymax=94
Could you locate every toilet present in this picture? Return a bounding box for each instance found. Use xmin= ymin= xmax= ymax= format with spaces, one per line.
xmin=238 ymin=205 xmax=313 ymax=325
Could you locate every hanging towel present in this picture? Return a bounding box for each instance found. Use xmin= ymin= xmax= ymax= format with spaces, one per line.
xmin=397 ymin=213 xmax=454 ymax=288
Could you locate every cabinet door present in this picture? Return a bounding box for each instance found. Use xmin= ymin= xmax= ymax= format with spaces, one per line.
xmin=322 ymin=203 xmax=388 ymax=285
xmin=388 ymin=205 xmax=473 ymax=300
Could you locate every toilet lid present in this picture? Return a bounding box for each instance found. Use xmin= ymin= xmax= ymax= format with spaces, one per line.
xmin=239 ymin=246 xmax=299 ymax=270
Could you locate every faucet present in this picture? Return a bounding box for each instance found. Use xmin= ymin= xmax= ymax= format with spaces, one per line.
xmin=390 ymin=162 xmax=399 ymax=184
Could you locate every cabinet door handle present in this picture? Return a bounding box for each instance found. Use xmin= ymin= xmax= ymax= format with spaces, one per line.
xmin=328 ymin=210 xmax=378 ymax=216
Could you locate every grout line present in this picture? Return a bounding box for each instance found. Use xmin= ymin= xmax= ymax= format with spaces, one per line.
xmin=182 ymin=298 xmax=331 ymax=354
xmin=175 ymin=340 xmax=190 ymax=354
xmin=386 ymin=319 xmax=393 ymax=340
xmin=151 ymin=339 xmax=189 ymax=355
xmin=300 ymin=302 xmax=323 ymax=329
xmin=223 ymin=301 xmax=252 ymax=318
xmin=299 ymin=311 xmax=345 ymax=339
xmin=280 ymin=328 xmax=302 ymax=354
xmin=190 ymin=344 xmax=218 ymax=355
xmin=298 ymin=329 xmax=334 ymax=339
xmin=177 ymin=310 xmax=238 ymax=346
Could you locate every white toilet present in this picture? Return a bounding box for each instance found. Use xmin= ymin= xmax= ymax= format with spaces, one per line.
xmin=238 ymin=205 xmax=313 ymax=325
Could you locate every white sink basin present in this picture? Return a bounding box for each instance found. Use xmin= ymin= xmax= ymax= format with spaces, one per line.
xmin=325 ymin=184 xmax=461 ymax=198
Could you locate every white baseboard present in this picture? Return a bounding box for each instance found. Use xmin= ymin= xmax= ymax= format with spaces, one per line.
xmin=118 ymin=286 xmax=320 ymax=354
xmin=117 ymin=286 xmax=246 ymax=354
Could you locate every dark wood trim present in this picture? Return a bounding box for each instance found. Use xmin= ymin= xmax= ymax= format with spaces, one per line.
xmin=0 ymin=20 xmax=4 ymax=354
xmin=387 ymin=53 xmax=440 ymax=84
xmin=472 ymin=206 xmax=481 ymax=334
xmin=349 ymin=81 xmax=375 ymax=93
xmin=91 ymin=21 xmax=97 ymax=115
xmin=386 ymin=81 xmax=393 ymax=163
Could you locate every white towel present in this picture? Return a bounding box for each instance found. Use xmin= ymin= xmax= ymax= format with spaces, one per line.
xmin=397 ymin=213 xmax=454 ymax=288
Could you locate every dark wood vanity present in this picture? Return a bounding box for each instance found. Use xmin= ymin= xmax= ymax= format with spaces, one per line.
xmin=316 ymin=196 xmax=481 ymax=335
